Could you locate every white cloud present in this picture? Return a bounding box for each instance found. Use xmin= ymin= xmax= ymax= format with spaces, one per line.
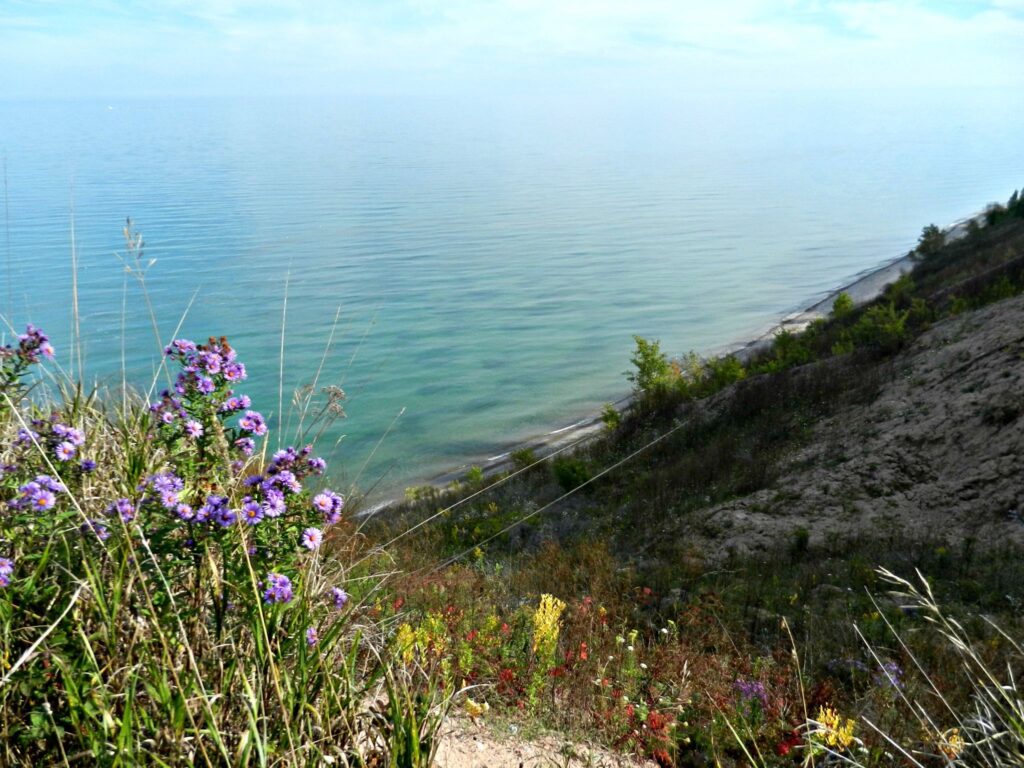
xmin=1 ymin=0 xmax=1022 ymax=96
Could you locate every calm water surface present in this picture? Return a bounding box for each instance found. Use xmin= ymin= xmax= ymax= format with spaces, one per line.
xmin=2 ymin=90 xmax=1022 ymax=498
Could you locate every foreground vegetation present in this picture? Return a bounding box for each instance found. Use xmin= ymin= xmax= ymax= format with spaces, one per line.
xmin=2 ymin=188 xmax=1022 ymax=766
xmin=371 ymin=188 xmax=1024 ymax=765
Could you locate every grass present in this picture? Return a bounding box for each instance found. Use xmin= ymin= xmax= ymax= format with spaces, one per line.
xmin=3 ymin=188 xmax=1024 ymax=766
xmin=0 ymin=328 xmax=455 ymax=766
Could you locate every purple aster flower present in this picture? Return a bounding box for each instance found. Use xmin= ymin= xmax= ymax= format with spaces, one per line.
xmin=223 ymin=362 xmax=246 ymax=381
xmin=81 ymin=519 xmax=110 ymax=541
xmin=234 ymin=437 xmax=255 ymax=456
xmin=31 ymin=489 xmax=56 ymax=512
xmin=150 ymin=472 xmax=184 ymax=494
xmin=79 ymin=459 xmax=96 ymax=473
xmin=184 ymin=420 xmax=204 ymax=438
xmin=307 ymin=456 xmax=327 ymax=475
xmin=275 ymin=470 xmax=301 ymax=493
xmin=262 ymin=489 xmax=286 ymax=518
xmin=215 ymin=507 xmax=238 ymax=528
xmin=55 ymin=441 xmax=76 ymax=461
xmin=165 ymin=338 xmax=197 ymax=356
xmin=305 ymin=626 xmax=318 ymax=646
xmin=331 ymin=587 xmax=349 ymax=610
xmin=301 ymin=527 xmax=323 ymax=550
xmin=220 ymin=394 xmax=252 ymax=413
xmin=161 ymin=410 xmax=177 ymax=424
xmin=199 ymin=351 xmax=222 ymax=374
xmin=314 ymin=490 xmax=344 ymax=525
xmin=17 ymin=325 xmax=54 ymax=363
xmin=64 ymin=427 xmax=85 ymax=446
xmin=176 ymin=503 xmax=195 ymax=522
xmin=734 ymin=679 xmax=768 ymax=708
xmin=196 ymin=376 xmax=215 ymax=395
xmin=0 ymin=557 xmax=13 ymax=587
xmin=160 ymin=490 xmax=179 ymax=509
xmin=241 ymin=501 xmax=264 ymax=526
xmin=874 ymin=662 xmax=904 ymax=691
xmin=262 ymin=572 xmax=293 ymax=604
xmin=272 ymin=447 xmax=296 ymax=467
xmin=35 ymin=475 xmax=66 ymax=493
xmin=15 ymin=428 xmax=38 ymax=445
xmin=108 ymin=498 xmax=136 ymax=522
xmin=238 ymin=410 xmax=267 ymax=436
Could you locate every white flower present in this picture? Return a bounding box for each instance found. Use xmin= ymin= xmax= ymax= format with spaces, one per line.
xmin=640 ymin=662 xmax=648 ymax=670
xmin=627 ymin=645 xmax=635 ymax=652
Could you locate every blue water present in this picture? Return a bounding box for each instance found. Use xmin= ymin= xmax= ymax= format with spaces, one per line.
xmin=2 ymin=90 xmax=1022 ymax=498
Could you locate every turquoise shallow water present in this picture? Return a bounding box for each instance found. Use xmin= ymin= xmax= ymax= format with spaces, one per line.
xmin=2 ymin=90 xmax=1022 ymax=498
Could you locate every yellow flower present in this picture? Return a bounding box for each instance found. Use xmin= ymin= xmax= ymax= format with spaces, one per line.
xmin=395 ymin=623 xmax=416 ymax=664
xmin=939 ymin=728 xmax=965 ymax=760
xmin=464 ymin=697 xmax=490 ymax=721
xmin=532 ymin=594 xmax=566 ymax=656
xmin=816 ymin=706 xmax=856 ymax=750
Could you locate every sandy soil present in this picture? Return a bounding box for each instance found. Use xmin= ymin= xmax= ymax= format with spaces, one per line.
xmin=435 ymin=718 xmax=652 ymax=768
xmin=682 ymin=292 xmax=1024 ymax=560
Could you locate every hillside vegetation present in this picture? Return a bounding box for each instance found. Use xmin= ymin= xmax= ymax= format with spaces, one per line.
xmin=1 ymin=191 xmax=1023 ymax=766
xmin=370 ymin=191 xmax=1024 ymax=766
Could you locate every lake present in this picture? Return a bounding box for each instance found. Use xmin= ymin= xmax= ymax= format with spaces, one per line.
xmin=2 ymin=89 xmax=1022 ymax=499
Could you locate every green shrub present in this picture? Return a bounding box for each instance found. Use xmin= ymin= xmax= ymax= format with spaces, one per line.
xmin=465 ymin=465 xmax=485 ymax=485
xmin=698 ymin=355 xmax=745 ymax=392
xmin=908 ymin=297 xmax=934 ymax=328
xmin=830 ymin=291 xmax=854 ymax=320
xmin=883 ymin=273 xmax=916 ymax=308
xmin=916 ymin=223 xmax=945 ymax=258
xmin=600 ymin=403 xmax=622 ymax=431
xmin=628 ymin=335 xmax=672 ymax=393
xmin=831 ymin=333 xmax=855 ymax=356
xmin=851 ymin=302 xmax=910 ymax=353
xmin=511 ymin=447 xmax=538 ymax=470
xmin=766 ymin=329 xmax=814 ymax=371
xmin=551 ymin=456 xmax=591 ymax=492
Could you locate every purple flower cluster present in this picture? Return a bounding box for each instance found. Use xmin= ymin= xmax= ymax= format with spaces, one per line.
xmin=106 ymin=498 xmax=136 ymax=523
xmin=238 ymin=410 xmax=267 ymax=436
xmin=15 ymin=417 xmax=88 ymax=466
xmin=1 ymin=324 xmax=55 ymax=365
xmin=164 ymin=336 xmax=246 ymax=389
xmin=81 ymin=519 xmax=111 ymax=541
xmin=331 ymin=586 xmax=349 ymax=610
xmin=874 ymin=661 xmax=904 ymax=690
xmin=263 ymin=572 xmax=294 ymax=604
xmin=0 ymin=557 xmax=13 ymax=587
xmin=312 ymin=490 xmax=345 ymax=525
xmin=301 ymin=527 xmax=323 ymax=550
xmin=14 ymin=475 xmax=65 ymax=512
xmin=305 ymin=626 xmax=318 ymax=646
xmin=1 ymin=325 xmax=54 ymax=399
xmin=734 ymin=678 xmax=769 ymax=708
xmin=151 ymin=337 xmax=254 ymax=449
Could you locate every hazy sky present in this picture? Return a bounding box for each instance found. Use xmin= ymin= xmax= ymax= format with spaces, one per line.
xmin=2 ymin=0 xmax=1023 ymax=98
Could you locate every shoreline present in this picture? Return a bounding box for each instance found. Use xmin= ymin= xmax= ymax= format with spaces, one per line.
xmin=358 ymin=212 xmax=979 ymax=517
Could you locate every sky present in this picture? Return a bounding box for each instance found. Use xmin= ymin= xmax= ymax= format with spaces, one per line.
xmin=1 ymin=0 xmax=1023 ymax=98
